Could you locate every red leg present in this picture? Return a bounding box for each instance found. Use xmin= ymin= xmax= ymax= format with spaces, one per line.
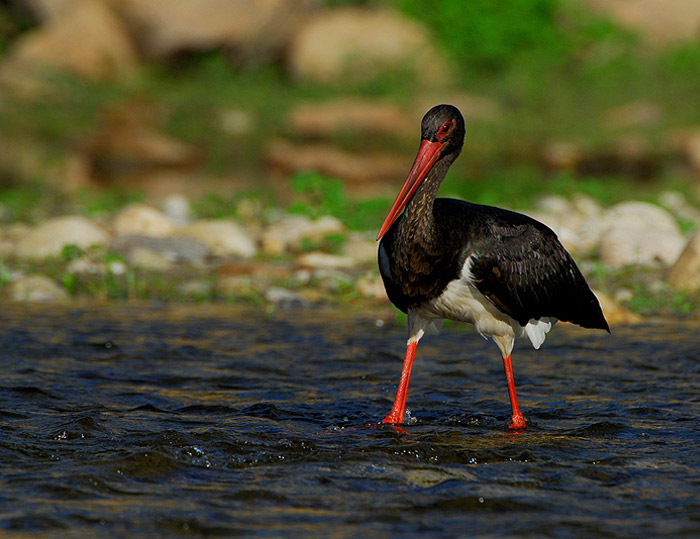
xmin=503 ymin=354 xmax=527 ymax=430
xmin=383 ymin=341 xmax=418 ymax=424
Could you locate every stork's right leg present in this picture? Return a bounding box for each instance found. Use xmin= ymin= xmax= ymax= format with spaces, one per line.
xmin=382 ymin=341 xmax=418 ymax=424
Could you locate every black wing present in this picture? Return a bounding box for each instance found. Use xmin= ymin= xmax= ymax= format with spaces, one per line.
xmin=437 ymin=199 xmax=610 ymax=331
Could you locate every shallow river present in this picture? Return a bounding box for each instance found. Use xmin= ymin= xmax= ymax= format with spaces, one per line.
xmin=1 ymin=303 xmax=698 ymax=537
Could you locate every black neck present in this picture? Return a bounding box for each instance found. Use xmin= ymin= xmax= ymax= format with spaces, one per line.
xmin=401 ymin=155 xmax=455 ymax=241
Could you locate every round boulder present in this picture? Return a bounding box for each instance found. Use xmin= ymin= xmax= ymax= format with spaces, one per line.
xmin=288 ymin=8 xmax=450 ymax=86
xmin=16 ymin=215 xmax=109 ymax=260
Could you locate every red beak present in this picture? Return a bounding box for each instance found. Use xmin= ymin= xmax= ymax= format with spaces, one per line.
xmin=377 ymin=139 xmax=445 ymax=240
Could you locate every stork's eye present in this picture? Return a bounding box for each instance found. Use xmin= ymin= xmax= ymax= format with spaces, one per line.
xmin=439 ymin=121 xmax=452 ymax=134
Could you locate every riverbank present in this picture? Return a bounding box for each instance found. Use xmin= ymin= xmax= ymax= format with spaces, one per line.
xmin=1 ymin=188 xmax=698 ymax=323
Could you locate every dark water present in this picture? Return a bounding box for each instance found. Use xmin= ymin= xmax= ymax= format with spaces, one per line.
xmin=1 ymin=303 xmax=699 ymax=537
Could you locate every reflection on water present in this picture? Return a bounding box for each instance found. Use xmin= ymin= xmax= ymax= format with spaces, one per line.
xmin=1 ymin=303 xmax=698 ymax=536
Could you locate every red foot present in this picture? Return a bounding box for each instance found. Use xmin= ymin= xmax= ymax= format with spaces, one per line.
xmin=508 ymin=413 xmax=527 ymax=431
xmin=382 ymin=411 xmax=404 ymax=425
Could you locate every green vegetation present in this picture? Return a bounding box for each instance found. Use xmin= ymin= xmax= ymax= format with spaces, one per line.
xmin=288 ymin=171 xmax=389 ymax=230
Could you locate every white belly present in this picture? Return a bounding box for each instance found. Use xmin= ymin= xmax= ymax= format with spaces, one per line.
xmin=406 ymin=256 xmax=555 ymax=357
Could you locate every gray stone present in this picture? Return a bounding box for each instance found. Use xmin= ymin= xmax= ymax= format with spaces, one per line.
xmin=111 ymin=235 xmax=209 ymax=264
xmin=172 ymin=220 xmax=257 ymax=258
xmin=264 ymin=287 xmax=311 ymax=309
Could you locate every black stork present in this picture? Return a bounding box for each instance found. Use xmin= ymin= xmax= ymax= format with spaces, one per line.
xmin=377 ymin=104 xmax=609 ymax=430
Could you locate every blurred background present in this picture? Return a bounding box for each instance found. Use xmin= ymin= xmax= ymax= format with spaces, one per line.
xmin=1 ymin=0 xmax=699 ymax=315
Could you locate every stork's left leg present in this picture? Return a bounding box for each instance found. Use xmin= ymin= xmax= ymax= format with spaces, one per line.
xmin=503 ymin=354 xmax=527 ymax=430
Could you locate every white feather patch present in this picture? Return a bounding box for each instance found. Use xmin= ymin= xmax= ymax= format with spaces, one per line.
xmin=524 ymin=317 xmax=556 ymax=349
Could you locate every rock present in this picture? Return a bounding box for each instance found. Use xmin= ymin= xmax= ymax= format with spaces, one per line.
xmin=659 ymin=190 xmax=700 ymax=226
xmin=160 ymin=194 xmax=191 ymax=226
xmin=341 ymin=234 xmax=378 ymax=265
xmin=598 ymin=202 xmax=685 ymax=268
xmin=604 ymin=201 xmax=682 ymax=237
xmin=356 ymin=272 xmax=386 ymax=299
xmin=582 ymin=0 xmax=700 ymax=47
xmin=297 ymin=251 xmax=355 ymax=269
xmin=606 ymin=101 xmax=662 ymax=130
xmin=116 ymin=0 xmax=316 ymax=59
xmin=0 ymin=0 xmax=137 ymax=85
xmin=541 ymin=141 xmax=584 ymax=172
xmin=84 ymin=101 xmax=200 ymax=180
xmin=264 ymin=286 xmax=311 ymax=308
xmin=7 ymin=275 xmax=69 ymax=302
xmin=177 ymin=279 xmax=213 ymax=298
xmin=288 ymin=7 xmax=450 ymax=86
xmin=289 ymin=99 xmax=411 ymax=138
xmin=593 ymin=289 xmax=643 ymax=325
xmin=173 ymin=220 xmax=257 ymax=258
xmin=127 ymin=247 xmax=174 ymax=271
xmin=111 ymin=235 xmax=209 ymax=264
xmin=666 ymin=229 xmax=700 ymax=291
xmin=216 ymin=274 xmax=254 ymax=297
xmin=265 ymin=139 xmax=405 ymax=191
xmin=16 ymin=215 xmax=109 ymax=260
xmin=261 ymin=215 xmax=344 ymax=255
xmin=113 ymin=204 xmax=178 ymax=238
xmin=310 ymin=268 xmax=353 ymax=291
